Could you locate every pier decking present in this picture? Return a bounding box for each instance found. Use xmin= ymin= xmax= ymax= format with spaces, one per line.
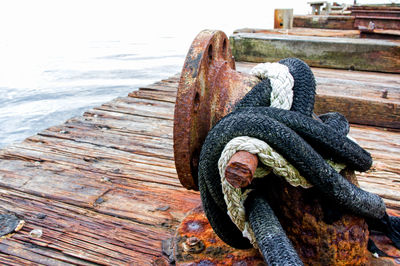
xmin=0 ymin=63 xmax=399 ymax=265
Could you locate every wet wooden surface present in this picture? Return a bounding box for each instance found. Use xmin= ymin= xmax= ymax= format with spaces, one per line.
xmin=0 ymin=67 xmax=399 ymax=265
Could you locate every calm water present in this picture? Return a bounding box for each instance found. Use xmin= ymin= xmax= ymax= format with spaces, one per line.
xmin=0 ymin=36 xmax=188 ymax=148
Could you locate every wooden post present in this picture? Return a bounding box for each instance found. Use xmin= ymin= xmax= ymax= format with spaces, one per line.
xmin=274 ymin=9 xmax=294 ymax=29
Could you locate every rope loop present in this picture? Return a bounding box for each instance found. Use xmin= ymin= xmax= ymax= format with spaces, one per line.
xmin=250 ymin=62 xmax=294 ymax=110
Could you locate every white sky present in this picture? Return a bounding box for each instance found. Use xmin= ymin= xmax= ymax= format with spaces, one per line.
xmin=1 ymin=0 xmax=397 ymax=42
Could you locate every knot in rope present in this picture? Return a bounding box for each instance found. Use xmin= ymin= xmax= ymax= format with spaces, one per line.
xmin=219 ymin=62 xmax=345 ymax=245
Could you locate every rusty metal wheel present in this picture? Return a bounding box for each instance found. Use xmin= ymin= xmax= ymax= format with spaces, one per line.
xmin=173 ymin=30 xmax=259 ymax=190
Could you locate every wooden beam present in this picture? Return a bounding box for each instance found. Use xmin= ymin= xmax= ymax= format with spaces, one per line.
xmin=293 ymin=15 xmax=355 ymax=30
xmin=230 ymin=33 xmax=400 ymax=73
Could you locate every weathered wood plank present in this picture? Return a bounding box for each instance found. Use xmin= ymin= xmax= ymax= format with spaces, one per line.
xmin=230 ymin=32 xmax=400 ymax=73
xmin=38 ymin=124 xmax=174 ymax=161
xmin=0 ymin=187 xmax=199 ymax=265
xmin=27 ymin=134 xmax=176 ymax=171
xmin=234 ymin=28 xmax=360 ymax=38
xmin=315 ymin=95 xmax=400 ymax=128
xmin=293 ymin=15 xmax=355 ymax=30
xmin=0 ymin=251 xmax=50 ymax=266
xmin=349 ymin=125 xmax=400 ymax=209
xmin=0 ymin=153 xmax=199 ymax=226
xmin=129 ymin=90 xmax=177 ymax=103
xmin=64 ymin=112 xmax=173 ymax=140
xmin=1 ymin=140 xmax=179 ymax=189
xmin=96 ymin=97 xmax=175 ymax=120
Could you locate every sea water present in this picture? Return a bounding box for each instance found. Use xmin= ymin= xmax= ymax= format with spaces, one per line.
xmin=0 ymin=35 xmax=188 ymax=148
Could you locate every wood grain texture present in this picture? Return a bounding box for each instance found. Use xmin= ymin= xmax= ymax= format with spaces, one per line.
xmin=0 ymin=72 xmax=399 ymax=264
xmin=293 ymin=15 xmax=355 ymax=30
xmin=230 ymin=32 xmax=400 ymax=73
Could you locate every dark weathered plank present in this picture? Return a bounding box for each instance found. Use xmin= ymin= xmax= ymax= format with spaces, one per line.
xmin=234 ymin=28 xmax=360 ymax=37
xmin=315 ymin=95 xmax=400 ymax=128
xmin=293 ymin=15 xmax=355 ymax=30
xmin=349 ymin=125 xmax=400 ymax=210
xmin=0 ymin=187 xmax=198 ymax=265
xmin=230 ymin=32 xmax=400 ymax=73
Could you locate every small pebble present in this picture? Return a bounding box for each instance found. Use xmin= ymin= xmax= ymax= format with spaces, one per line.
xmin=112 ymin=168 xmax=121 ymax=174
xmin=101 ymin=177 xmax=111 ymax=182
xmin=381 ymin=89 xmax=388 ymax=99
xmin=29 ymin=229 xmax=43 ymax=238
xmin=36 ymin=213 xmax=47 ymax=219
xmin=156 ymin=206 xmax=170 ymax=211
xmin=14 ymin=220 xmax=25 ymax=232
xmin=95 ymin=197 xmax=105 ymax=205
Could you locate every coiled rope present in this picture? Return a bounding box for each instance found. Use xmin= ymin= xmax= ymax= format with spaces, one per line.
xmin=198 ymin=58 xmax=400 ymax=264
xmin=220 ymin=62 xmax=345 ymax=246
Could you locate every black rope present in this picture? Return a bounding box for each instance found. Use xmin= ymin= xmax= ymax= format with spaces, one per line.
xmin=279 ymin=58 xmax=316 ymax=117
xmin=197 ymin=58 xmax=400 ymax=263
xmin=245 ymin=191 xmax=304 ymax=265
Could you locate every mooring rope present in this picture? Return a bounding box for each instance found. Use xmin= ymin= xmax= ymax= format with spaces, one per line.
xmin=219 ymin=62 xmax=346 ymax=246
xmin=250 ymin=62 xmax=294 ymax=110
xmin=197 ymin=58 xmax=400 ymax=264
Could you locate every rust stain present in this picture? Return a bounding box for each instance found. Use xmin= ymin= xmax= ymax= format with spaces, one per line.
xmin=172 ymin=205 xmax=265 ymax=265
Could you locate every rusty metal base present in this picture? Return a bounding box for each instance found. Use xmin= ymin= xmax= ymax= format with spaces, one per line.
xmin=172 ymin=205 xmax=265 ymax=265
xmin=169 ymin=205 xmax=400 ymax=265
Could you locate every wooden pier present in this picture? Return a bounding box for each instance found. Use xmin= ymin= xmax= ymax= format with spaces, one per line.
xmin=0 ymin=63 xmax=399 ymax=264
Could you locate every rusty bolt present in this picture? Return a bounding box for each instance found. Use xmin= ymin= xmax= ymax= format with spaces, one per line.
xmin=182 ymin=236 xmax=205 ymax=254
xmin=382 ymin=89 xmax=388 ymax=99
xmin=186 ymin=236 xmax=200 ymax=246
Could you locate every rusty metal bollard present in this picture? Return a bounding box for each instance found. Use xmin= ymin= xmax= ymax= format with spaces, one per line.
xmin=172 ymin=30 xmax=396 ymax=265
xmin=173 ymin=30 xmax=259 ymax=191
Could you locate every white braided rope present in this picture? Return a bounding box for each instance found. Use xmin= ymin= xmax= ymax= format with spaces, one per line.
xmin=219 ymin=62 xmax=346 ymax=246
xmin=218 ymin=136 xmax=311 ymax=245
xmin=250 ymin=62 xmax=294 ymax=110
